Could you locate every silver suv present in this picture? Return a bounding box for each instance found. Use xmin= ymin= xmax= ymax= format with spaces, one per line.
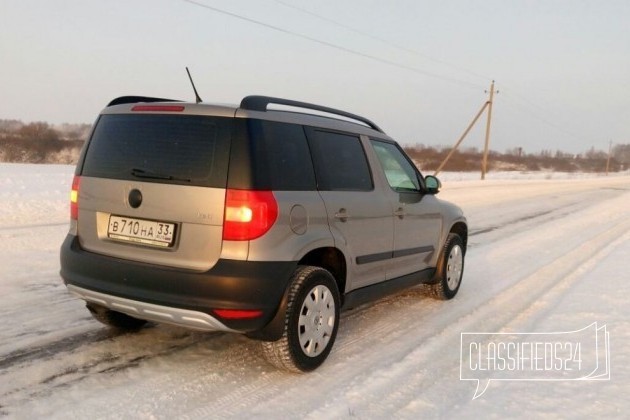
xmin=60 ymin=95 xmax=467 ymax=372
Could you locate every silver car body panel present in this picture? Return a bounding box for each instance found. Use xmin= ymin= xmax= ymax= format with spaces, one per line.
xmin=246 ymin=191 xmax=333 ymax=262
xmin=317 ymin=189 xmax=392 ymax=290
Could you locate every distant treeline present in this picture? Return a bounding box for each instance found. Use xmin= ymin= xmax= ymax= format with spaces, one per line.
xmin=407 ymin=144 xmax=629 ymax=173
xmin=0 ymin=119 xmax=628 ymax=172
xmin=0 ymin=120 xmax=90 ymax=164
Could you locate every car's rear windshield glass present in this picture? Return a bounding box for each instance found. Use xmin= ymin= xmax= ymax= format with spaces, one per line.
xmin=81 ymin=114 xmax=231 ymax=188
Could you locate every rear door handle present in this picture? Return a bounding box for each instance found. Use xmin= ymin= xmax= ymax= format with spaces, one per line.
xmin=394 ymin=207 xmax=405 ymax=219
xmin=334 ymin=208 xmax=348 ymax=222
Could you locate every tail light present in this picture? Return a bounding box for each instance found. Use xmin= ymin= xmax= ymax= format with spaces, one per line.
xmin=223 ymin=189 xmax=278 ymax=241
xmin=70 ymin=176 xmax=80 ymax=220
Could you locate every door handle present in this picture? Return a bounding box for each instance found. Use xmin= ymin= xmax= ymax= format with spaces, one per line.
xmin=394 ymin=207 xmax=405 ymax=219
xmin=334 ymin=208 xmax=348 ymax=223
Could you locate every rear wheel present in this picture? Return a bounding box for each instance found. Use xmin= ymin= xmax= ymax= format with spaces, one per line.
xmin=425 ymin=233 xmax=465 ymax=300
xmin=86 ymin=303 xmax=147 ymax=331
xmin=262 ymin=266 xmax=340 ymax=372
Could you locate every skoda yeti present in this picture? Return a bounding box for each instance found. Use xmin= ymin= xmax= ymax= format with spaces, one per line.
xmin=60 ymin=95 xmax=467 ymax=372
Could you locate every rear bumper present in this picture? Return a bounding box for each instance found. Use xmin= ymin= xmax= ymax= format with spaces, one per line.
xmin=67 ymin=284 xmax=238 ymax=332
xmin=60 ymin=234 xmax=297 ymax=333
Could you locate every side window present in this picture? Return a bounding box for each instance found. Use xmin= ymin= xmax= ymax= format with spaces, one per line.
xmin=245 ymin=120 xmax=317 ymax=190
xmin=307 ymin=129 xmax=373 ymax=191
xmin=370 ymin=140 xmax=420 ymax=191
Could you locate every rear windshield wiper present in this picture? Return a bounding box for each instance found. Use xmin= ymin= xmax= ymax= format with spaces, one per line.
xmin=131 ymin=168 xmax=191 ymax=183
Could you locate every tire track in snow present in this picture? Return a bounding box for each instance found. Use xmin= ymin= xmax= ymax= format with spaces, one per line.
xmin=52 ymin=334 xmax=289 ymax=420
xmin=180 ymin=299 xmax=440 ymax=419
xmin=394 ymin=227 xmax=630 ymax=419
xmin=0 ymin=327 xmax=226 ymax=413
xmin=466 ymin=186 xmax=626 ymax=247
xmin=0 ymin=328 xmax=123 ymax=371
xmin=394 ymin=224 xmax=629 ymax=418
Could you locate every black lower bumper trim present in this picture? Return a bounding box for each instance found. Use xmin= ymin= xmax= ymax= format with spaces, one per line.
xmin=60 ymin=235 xmax=297 ymax=332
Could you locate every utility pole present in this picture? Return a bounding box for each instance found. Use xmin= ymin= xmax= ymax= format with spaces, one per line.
xmin=481 ymin=81 xmax=498 ymax=180
xmin=433 ymin=80 xmax=499 ymax=177
xmin=434 ymin=101 xmax=489 ymax=176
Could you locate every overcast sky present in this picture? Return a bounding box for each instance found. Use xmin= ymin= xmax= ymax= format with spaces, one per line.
xmin=1 ymin=0 xmax=628 ymax=153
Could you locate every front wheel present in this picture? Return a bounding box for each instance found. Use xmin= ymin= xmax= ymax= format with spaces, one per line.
xmin=425 ymin=233 xmax=465 ymax=300
xmin=262 ymin=266 xmax=340 ymax=372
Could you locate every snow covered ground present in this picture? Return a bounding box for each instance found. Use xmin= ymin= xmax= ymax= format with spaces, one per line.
xmin=1 ymin=163 xmax=629 ymax=419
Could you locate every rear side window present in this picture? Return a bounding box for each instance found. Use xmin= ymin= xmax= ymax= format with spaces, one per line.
xmin=228 ymin=120 xmax=317 ymax=190
xmin=81 ymin=114 xmax=231 ymax=188
xmin=306 ymin=129 xmax=373 ymax=191
xmin=251 ymin=120 xmax=317 ymax=190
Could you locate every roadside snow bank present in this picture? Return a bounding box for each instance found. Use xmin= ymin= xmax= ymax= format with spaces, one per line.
xmin=0 ymin=163 xmax=74 ymax=228
xmin=437 ymin=170 xmax=630 ymax=181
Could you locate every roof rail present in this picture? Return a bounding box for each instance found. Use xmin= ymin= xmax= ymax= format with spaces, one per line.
xmin=240 ymin=95 xmax=384 ymax=133
xmin=107 ymin=96 xmax=181 ymax=107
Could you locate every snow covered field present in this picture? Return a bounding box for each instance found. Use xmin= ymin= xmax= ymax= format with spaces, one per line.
xmin=1 ymin=163 xmax=629 ymax=419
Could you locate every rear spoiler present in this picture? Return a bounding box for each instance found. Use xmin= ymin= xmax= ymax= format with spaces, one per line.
xmin=107 ymin=96 xmax=182 ymax=107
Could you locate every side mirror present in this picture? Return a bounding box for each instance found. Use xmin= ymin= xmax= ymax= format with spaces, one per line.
xmin=424 ymin=175 xmax=441 ymax=194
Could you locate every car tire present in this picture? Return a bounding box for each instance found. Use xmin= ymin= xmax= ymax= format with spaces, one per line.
xmin=86 ymin=303 xmax=148 ymax=331
xmin=425 ymin=233 xmax=465 ymax=300
xmin=261 ymin=266 xmax=340 ymax=372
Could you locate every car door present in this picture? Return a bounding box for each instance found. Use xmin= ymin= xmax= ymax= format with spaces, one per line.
xmin=369 ymin=139 xmax=443 ymax=280
xmin=306 ymin=128 xmax=393 ymax=290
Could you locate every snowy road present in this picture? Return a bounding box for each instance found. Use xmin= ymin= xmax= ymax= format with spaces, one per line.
xmin=1 ymin=164 xmax=629 ymax=419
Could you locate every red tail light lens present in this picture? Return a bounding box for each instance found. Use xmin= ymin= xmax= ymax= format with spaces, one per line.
xmin=223 ymin=189 xmax=278 ymax=241
xmin=70 ymin=176 xmax=80 ymax=220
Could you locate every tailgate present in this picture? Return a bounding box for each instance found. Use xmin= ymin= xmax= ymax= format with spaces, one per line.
xmin=77 ymin=177 xmax=225 ymax=271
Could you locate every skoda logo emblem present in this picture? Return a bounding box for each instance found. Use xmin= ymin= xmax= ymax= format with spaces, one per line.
xmin=128 ymin=189 xmax=143 ymax=208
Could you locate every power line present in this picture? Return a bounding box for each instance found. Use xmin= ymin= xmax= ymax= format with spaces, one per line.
xmin=181 ymin=0 xmax=486 ymax=90
xmin=501 ymin=87 xmax=588 ymax=144
xmin=273 ymin=0 xmax=491 ymax=83
xmin=182 ymin=0 xmax=596 ymax=147
xmin=279 ymin=0 xmax=597 ymax=147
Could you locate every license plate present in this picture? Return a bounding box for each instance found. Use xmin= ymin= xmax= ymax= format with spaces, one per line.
xmin=108 ymin=215 xmax=175 ymax=248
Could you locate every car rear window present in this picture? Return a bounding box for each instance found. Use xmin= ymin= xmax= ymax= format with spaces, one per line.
xmin=81 ymin=114 xmax=232 ymax=188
